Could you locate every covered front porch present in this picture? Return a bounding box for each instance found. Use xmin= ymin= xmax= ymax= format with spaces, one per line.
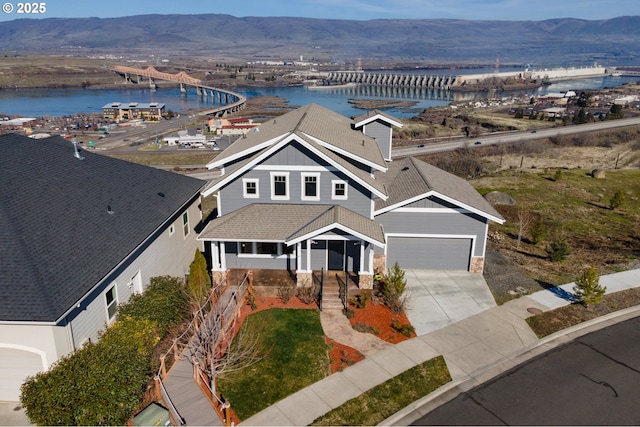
xmin=197 ymin=204 xmax=386 ymax=289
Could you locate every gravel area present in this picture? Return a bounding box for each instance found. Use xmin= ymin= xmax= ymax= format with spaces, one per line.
xmin=483 ymin=246 xmax=546 ymax=304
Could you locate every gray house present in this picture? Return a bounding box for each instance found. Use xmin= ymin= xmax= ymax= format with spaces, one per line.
xmin=0 ymin=133 xmax=205 ymax=402
xmin=198 ymin=103 xmax=504 ymax=288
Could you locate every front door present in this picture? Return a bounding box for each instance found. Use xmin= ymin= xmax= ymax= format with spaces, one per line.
xmin=327 ymin=240 xmax=345 ymax=271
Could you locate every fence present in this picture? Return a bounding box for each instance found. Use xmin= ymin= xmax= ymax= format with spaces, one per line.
xmin=154 ymin=271 xmax=252 ymax=426
xmin=313 ymin=268 xmax=324 ymax=311
xmin=338 ymin=271 xmax=349 ymax=310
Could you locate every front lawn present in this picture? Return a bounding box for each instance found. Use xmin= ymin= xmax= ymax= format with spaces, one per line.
xmin=216 ymin=308 xmax=330 ymax=420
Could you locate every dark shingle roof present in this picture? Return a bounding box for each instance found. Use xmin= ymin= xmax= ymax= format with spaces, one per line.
xmin=0 ymin=134 xmax=205 ymax=323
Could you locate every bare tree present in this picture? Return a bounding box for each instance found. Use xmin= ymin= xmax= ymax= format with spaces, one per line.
xmin=516 ymin=206 xmax=533 ymax=250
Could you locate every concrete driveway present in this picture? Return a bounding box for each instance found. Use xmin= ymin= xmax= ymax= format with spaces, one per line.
xmin=403 ymin=270 xmax=497 ymax=336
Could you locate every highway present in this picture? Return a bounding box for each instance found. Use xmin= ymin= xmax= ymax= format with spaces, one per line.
xmin=392 ymin=116 xmax=640 ymax=158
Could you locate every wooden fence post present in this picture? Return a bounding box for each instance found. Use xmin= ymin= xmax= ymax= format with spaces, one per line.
xmin=160 ymin=355 xmax=167 ymax=379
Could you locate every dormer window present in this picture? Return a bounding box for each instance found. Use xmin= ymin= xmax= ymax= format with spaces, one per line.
xmin=301 ymin=173 xmax=320 ymax=201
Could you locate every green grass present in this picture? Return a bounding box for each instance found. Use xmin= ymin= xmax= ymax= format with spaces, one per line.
xmin=216 ymin=309 xmax=330 ymax=420
xmin=311 ymin=356 xmax=451 ymax=426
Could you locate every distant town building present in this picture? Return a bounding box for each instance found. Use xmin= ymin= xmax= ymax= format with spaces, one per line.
xmin=102 ymin=102 xmax=166 ymax=121
xmin=208 ymin=117 xmax=258 ymax=136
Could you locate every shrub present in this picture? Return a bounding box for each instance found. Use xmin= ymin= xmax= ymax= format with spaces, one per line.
xmin=297 ymin=284 xmax=318 ymax=305
xmin=381 ymin=262 xmax=407 ymax=314
xmin=391 ymin=319 xmax=415 ymax=337
xmin=342 ymin=307 xmax=355 ymax=319
xmin=546 ymin=239 xmax=570 ymax=262
xmin=21 ymin=276 xmax=189 ymax=426
xmin=573 ymin=266 xmax=606 ymax=307
xmin=352 ymin=322 xmax=379 ymax=335
xmin=187 ymin=249 xmax=212 ymax=306
xmin=278 ymin=283 xmax=296 ymax=304
xmin=349 ymin=292 xmax=370 ymax=309
xmin=609 ymin=190 xmax=625 ymax=210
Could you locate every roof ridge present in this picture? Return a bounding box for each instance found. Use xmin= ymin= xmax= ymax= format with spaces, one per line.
xmin=410 ymin=156 xmax=434 ymax=191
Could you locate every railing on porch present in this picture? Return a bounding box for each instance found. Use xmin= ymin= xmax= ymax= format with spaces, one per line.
xmin=337 ymin=270 xmax=349 ymax=310
xmin=154 ymin=271 xmax=252 ymax=426
xmin=313 ymin=268 xmax=324 ymax=311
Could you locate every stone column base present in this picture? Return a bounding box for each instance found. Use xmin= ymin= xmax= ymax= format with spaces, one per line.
xmin=211 ymin=270 xmax=227 ymax=286
xmin=373 ymin=254 xmax=386 ymax=275
xmin=296 ymin=271 xmax=312 ymax=287
xmin=470 ymin=257 xmax=484 ymax=273
xmin=358 ymin=273 xmax=374 ymax=290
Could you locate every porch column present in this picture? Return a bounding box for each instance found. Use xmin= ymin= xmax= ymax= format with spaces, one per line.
xmin=211 ymin=241 xmax=221 ymax=270
xmin=219 ymin=242 xmax=226 ymax=270
xmin=296 ymin=242 xmax=302 ymax=271
xmin=296 ymin=241 xmax=312 ymax=287
xmin=358 ymin=241 xmax=374 ymax=290
xmin=211 ymin=241 xmax=228 ymax=286
xmin=306 ymin=239 xmax=311 ymax=271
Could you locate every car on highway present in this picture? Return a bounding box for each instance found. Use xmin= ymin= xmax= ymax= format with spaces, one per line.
xmin=417 ymin=144 xmax=425 ymax=148
xmin=474 ymin=141 xmax=482 ymax=145
xmin=531 ymin=130 xmax=537 ymax=133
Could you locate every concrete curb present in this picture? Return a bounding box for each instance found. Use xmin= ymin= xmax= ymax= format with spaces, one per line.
xmin=378 ymin=304 xmax=640 ymax=426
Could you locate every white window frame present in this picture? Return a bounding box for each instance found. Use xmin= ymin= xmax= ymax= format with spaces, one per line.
xmin=270 ymin=172 xmax=289 ymax=200
xmin=237 ymin=242 xmax=293 ymax=258
xmin=332 ymin=179 xmax=348 ymax=200
xmin=243 ymin=178 xmax=260 ymax=198
xmin=169 ymin=224 xmax=175 ymax=236
xmin=182 ymin=212 xmax=190 ymax=238
xmin=301 ymin=172 xmax=321 ymax=201
xmin=105 ymin=284 xmax=118 ymax=323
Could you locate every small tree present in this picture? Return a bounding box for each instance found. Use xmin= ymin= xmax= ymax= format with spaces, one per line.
xmin=546 ymin=239 xmax=570 ymax=262
xmin=609 ymin=190 xmax=625 ymax=210
xmin=573 ymin=266 xmax=606 ymax=307
xmin=188 ymin=249 xmax=211 ymax=306
xmin=381 ymin=262 xmax=407 ymax=314
xmin=530 ymin=218 xmax=547 ymax=245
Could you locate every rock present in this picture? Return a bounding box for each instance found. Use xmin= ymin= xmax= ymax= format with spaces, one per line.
xmin=591 ymin=169 xmax=606 ymax=179
xmin=484 ymin=191 xmax=516 ymax=206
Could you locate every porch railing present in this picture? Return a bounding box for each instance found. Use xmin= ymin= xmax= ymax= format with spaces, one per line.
xmin=313 ymin=268 xmax=324 ymax=311
xmin=337 ymin=270 xmax=349 ymax=310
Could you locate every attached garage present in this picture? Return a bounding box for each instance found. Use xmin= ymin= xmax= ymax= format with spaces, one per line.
xmin=0 ymin=347 xmax=45 ymax=401
xmin=386 ymin=236 xmax=473 ymax=271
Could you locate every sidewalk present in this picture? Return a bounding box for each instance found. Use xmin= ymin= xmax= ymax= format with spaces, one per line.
xmin=241 ymin=269 xmax=640 ymax=426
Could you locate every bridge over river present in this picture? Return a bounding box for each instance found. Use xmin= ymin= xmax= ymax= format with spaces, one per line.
xmin=113 ymin=66 xmax=246 ymax=117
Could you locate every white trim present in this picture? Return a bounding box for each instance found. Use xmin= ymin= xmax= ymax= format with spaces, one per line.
xmin=242 ymin=178 xmax=260 ymax=198
xmin=301 ymin=132 xmax=387 ymax=172
xmin=254 ymin=165 xmax=338 ymax=172
xmin=301 ymin=172 xmax=320 ymax=201
xmin=393 ymin=207 xmax=471 ymax=214
xmin=182 ymin=211 xmax=190 ymax=238
xmin=214 ymin=193 xmax=222 ymax=216
xmin=354 ymin=113 xmax=403 ymax=129
xmin=270 ymin=171 xmax=290 ymax=200
xmin=296 ymin=242 xmax=302 ymax=271
xmin=0 ymin=344 xmax=48 ymax=371
xmin=306 ymin=239 xmax=311 ymax=271
xmin=130 ymin=271 xmax=142 ymax=295
xmin=220 ymin=242 xmax=226 ymax=270
xmin=331 ymin=179 xmax=348 ymax=200
xmin=168 ymin=224 xmax=175 ymax=236
xmin=482 ymin=221 xmax=489 ymax=258
xmin=287 ymin=223 xmax=385 ymax=248
xmin=374 ymin=190 xmax=505 ymax=224
xmin=104 ymin=283 xmax=118 ymax=324
xmin=206 ymin=133 xmax=289 ymax=169
xmin=202 ymin=133 xmax=388 ymax=200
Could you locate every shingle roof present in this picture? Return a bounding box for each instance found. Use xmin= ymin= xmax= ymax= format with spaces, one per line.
xmin=352 ymin=109 xmax=404 ymax=128
xmin=375 ymin=157 xmax=505 ymax=222
xmin=207 ymin=103 xmax=387 ymax=171
xmin=0 ymin=134 xmax=205 ymax=323
xmin=198 ymin=203 xmax=385 ymax=246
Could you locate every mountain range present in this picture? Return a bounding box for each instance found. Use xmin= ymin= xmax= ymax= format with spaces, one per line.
xmin=1 ymin=14 xmax=639 ymax=66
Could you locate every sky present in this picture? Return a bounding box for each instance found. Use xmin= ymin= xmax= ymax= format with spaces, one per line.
xmin=0 ymin=0 xmax=638 ymax=22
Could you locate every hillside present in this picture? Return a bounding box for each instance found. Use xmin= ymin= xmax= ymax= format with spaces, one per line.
xmin=1 ymin=14 xmax=639 ymax=65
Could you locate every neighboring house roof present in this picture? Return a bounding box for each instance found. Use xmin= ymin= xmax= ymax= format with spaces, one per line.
xmin=0 ymin=134 xmax=206 ymax=323
xmin=206 ymin=103 xmax=388 ymax=172
xmin=374 ymin=157 xmax=505 ymax=223
xmin=198 ymin=204 xmax=385 ymax=247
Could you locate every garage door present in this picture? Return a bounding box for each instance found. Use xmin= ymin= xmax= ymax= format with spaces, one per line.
xmin=386 ymin=237 xmax=472 ymax=270
xmin=0 ymin=347 xmax=44 ymax=401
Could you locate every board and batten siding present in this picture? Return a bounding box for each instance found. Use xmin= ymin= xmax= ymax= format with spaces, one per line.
xmin=67 ymin=199 xmax=202 ymax=348
xmin=219 ymin=144 xmax=374 ymax=217
xmin=362 ymin=120 xmax=392 ymax=161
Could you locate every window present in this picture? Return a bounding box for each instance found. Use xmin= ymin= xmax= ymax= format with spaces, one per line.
xmin=105 ymin=285 xmax=118 ymax=322
xmin=271 ymin=172 xmax=289 ymax=200
xmin=169 ymin=224 xmax=175 ymax=236
xmin=256 ymin=242 xmax=279 ymax=255
xmin=182 ymin=212 xmax=189 ymax=237
xmin=301 ymin=173 xmax=320 ymax=201
xmin=243 ymin=178 xmax=259 ymax=198
xmin=237 ymin=242 xmax=293 ymax=257
xmin=239 ymin=242 xmax=253 ymax=254
xmin=332 ymin=180 xmax=348 ymax=200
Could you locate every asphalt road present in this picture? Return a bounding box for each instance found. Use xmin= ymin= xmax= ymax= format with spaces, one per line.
xmin=393 ymin=116 xmax=640 ymax=158
xmin=413 ymin=315 xmax=640 ymax=426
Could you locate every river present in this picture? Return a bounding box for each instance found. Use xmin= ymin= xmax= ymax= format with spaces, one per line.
xmin=0 ymin=72 xmax=637 ymax=119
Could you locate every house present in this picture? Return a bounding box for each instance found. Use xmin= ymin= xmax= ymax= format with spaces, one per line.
xmin=198 ymin=103 xmax=504 ymax=289
xmin=0 ymin=133 xmax=205 ymax=402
